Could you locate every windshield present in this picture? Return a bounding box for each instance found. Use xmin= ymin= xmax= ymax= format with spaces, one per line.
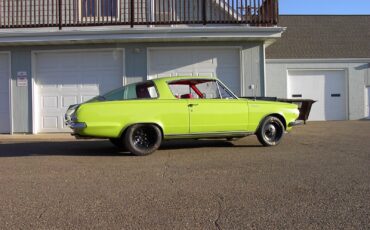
xmin=93 ymin=81 xmax=158 ymax=102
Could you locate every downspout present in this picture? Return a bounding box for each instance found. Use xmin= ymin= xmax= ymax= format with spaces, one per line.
xmin=262 ymin=43 xmax=267 ymax=97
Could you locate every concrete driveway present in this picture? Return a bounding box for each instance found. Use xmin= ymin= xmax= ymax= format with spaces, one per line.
xmin=0 ymin=121 xmax=369 ymax=229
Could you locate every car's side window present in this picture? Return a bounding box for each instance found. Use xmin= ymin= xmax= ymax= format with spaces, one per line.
xmin=196 ymin=81 xmax=221 ymax=99
xmin=169 ymin=79 xmax=230 ymax=99
xmin=168 ymin=84 xmax=199 ymax=98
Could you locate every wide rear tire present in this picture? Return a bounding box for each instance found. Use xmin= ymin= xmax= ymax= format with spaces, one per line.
xmin=124 ymin=124 xmax=162 ymax=156
xmin=256 ymin=116 xmax=285 ymax=146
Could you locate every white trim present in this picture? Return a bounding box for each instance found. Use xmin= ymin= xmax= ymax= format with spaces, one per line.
xmin=31 ymin=48 xmax=126 ymax=134
xmin=262 ymin=43 xmax=267 ymax=96
xmin=368 ymin=63 xmax=370 ymax=87
xmin=0 ymin=26 xmax=284 ymax=45
xmin=345 ymin=68 xmax=350 ymax=120
xmin=286 ymin=68 xmax=349 ymax=120
xmin=9 ymin=52 xmax=13 ymax=134
xmin=267 ymin=58 xmax=370 ymax=64
xmin=146 ymin=46 xmax=243 ymax=94
xmin=31 ymin=52 xmax=37 ymax=134
xmin=365 ymin=87 xmax=370 ymax=119
xmin=122 ymin=50 xmax=126 ymax=85
xmin=0 ymin=51 xmax=12 ymax=134
xmin=239 ymin=48 xmax=245 ymax=96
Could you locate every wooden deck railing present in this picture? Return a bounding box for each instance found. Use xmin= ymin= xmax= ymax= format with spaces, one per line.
xmin=0 ymin=0 xmax=278 ymax=29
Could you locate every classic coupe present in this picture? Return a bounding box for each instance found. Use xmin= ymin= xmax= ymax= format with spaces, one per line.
xmin=65 ymin=76 xmax=301 ymax=156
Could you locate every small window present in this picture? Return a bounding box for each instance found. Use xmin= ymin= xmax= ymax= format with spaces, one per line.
xmin=82 ymin=0 xmax=118 ymax=17
xmin=218 ymin=82 xmax=236 ymax=99
xmin=100 ymin=81 xmax=158 ymax=101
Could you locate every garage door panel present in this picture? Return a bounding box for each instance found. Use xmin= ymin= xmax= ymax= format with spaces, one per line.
xmin=60 ymin=84 xmax=79 ymax=89
xmin=81 ymin=95 xmax=96 ymax=102
xmin=80 ymin=84 xmax=99 ymax=90
xmin=36 ymin=50 xmax=123 ymax=133
xmin=149 ymin=48 xmax=241 ymax=96
xmin=42 ymin=96 xmax=58 ymax=109
xmin=43 ymin=116 xmax=59 ymax=129
xmin=37 ymin=53 xmax=80 ymax=70
xmin=62 ymin=96 xmax=78 ymax=108
xmin=196 ymin=72 xmax=214 ymax=77
xmin=194 ymin=53 xmax=215 ymax=65
xmin=288 ymin=70 xmax=346 ymax=121
xmin=0 ymin=81 xmax=8 ymax=92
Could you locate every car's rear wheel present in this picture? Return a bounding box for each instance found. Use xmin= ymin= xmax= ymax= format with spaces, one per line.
xmin=256 ymin=116 xmax=285 ymax=146
xmin=124 ymin=124 xmax=162 ymax=156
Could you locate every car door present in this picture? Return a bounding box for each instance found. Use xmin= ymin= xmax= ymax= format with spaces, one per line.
xmin=188 ymin=81 xmax=249 ymax=133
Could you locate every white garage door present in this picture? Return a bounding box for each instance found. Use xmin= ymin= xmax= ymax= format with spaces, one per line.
xmin=0 ymin=53 xmax=10 ymax=133
xmin=35 ymin=50 xmax=124 ymax=133
xmin=288 ymin=70 xmax=346 ymax=121
xmin=148 ymin=48 xmax=241 ymax=95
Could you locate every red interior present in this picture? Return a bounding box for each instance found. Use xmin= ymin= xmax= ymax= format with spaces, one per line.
xmin=169 ymin=79 xmax=210 ymax=99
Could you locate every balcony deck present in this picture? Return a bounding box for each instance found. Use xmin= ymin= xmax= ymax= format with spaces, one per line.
xmin=0 ymin=0 xmax=278 ymax=30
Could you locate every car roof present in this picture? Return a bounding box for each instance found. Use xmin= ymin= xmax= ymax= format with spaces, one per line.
xmin=152 ymin=76 xmax=218 ymax=84
xmin=150 ymin=76 xmax=219 ymax=99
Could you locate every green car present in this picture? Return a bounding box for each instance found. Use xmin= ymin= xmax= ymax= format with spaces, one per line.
xmin=65 ymin=76 xmax=301 ymax=156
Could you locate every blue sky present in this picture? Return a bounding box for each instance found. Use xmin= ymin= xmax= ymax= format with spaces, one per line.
xmin=279 ymin=0 xmax=370 ymax=15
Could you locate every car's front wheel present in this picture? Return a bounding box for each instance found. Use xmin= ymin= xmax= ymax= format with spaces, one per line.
xmin=256 ymin=116 xmax=285 ymax=146
xmin=124 ymin=124 xmax=162 ymax=156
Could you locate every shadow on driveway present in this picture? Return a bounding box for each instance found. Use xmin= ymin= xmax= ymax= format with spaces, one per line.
xmin=0 ymin=139 xmax=262 ymax=157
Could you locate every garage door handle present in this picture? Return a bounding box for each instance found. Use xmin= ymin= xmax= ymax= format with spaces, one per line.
xmin=331 ymin=94 xmax=341 ymax=97
xmin=188 ymin=104 xmax=199 ymax=107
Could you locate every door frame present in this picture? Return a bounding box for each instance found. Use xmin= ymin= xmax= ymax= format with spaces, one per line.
xmin=286 ymin=68 xmax=349 ymax=120
xmin=146 ymin=46 xmax=243 ymax=94
xmin=31 ymin=48 xmax=126 ymax=134
xmin=366 ymin=86 xmax=370 ymax=119
xmin=0 ymin=51 xmax=12 ymax=134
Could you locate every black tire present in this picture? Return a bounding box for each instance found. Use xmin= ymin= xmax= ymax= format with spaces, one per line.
xmin=256 ymin=116 xmax=285 ymax=146
xmin=124 ymin=124 xmax=162 ymax=156
xmin=109 ymin=138 xmax=125 ymax=148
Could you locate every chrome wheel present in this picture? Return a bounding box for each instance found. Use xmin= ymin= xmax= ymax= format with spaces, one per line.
xmin=263 ymin=122 xmax=282 ymax=142
xmin=257 ymin=116 xmax=285 ymax=146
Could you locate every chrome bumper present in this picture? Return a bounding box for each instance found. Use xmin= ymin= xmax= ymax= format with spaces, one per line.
xmin=288 ymin=120 xmax=304 ymax=127
xmin=66 ymin=121 xmax=87 ymax=130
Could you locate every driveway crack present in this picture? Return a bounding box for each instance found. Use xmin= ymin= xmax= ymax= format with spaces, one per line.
xmin=214 ymin=194 xmax=224 ymax=230
xmin=162 ymin=152 xmax=174 ymax=184
xmin=37 ymin=208 xmax=48 ymax=219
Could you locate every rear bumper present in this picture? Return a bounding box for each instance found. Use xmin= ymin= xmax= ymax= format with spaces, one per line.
xmin=288 ymin=120 xmax=304 ymax=127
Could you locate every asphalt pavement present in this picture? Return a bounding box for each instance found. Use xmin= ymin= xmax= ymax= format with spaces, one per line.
xmin=0 ymin=121 xmax=369 ymax=229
